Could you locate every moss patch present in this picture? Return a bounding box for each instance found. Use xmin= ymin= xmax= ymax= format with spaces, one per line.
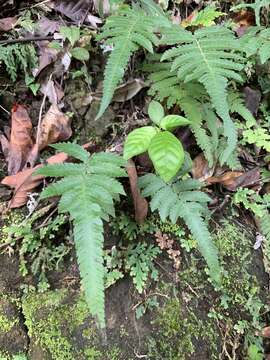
xmin=22 ymin=289 xmax=123 ymax=360
xmin=146 ymin=220 xmax=267 ymax=359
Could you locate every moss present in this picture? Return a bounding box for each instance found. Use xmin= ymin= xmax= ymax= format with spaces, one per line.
xmin=22 ymin=289 xmax=123 ymax=360
xmin=148 ymin=296 xmax=218 ymax=360
xmin=0 ymin=314 xmax=18 ymax=334
xmin=147 ymin=221 xmax=266 ymax=359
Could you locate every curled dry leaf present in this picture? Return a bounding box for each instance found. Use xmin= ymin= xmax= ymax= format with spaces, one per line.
xmin=126 ymin=159 xmax=148 ymax=224
xmin=112 ymin=79 xmax=146 ymax=102
xmin=207 ymin=168 xmax=260 ymax=191
xmin=40 ymin=79 xmax=64 ymax=105
xmin=261 ymin=326 xmax=270 ymax=338
xmin=36 ymin=17 xmax=60 ymax=36
xmin=3 ymin=105 xmax=33 ymax=175
xmin=1 ymin=151 xmax=68 ymax=208
xmin=33 ymin=41 xmax=60 ymax=77
xmin=25 ymin=104 xmax=72 ymax=168
xmin=49 ymin=0 xmax=91 ymax=24
xmin=1 ymin=143 xmax=91 ymax=208
xmin=0 ymin=16 xmax=17 ymax=31
xmin=191 ymin=153 xmax=215 ymax=181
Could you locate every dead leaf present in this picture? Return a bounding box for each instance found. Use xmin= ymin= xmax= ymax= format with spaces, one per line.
xmin=33 ymin=41 xmax=60 ymax=77
xmin=1 ymin=143 xmax=91 ymax=208
xmin=48 ymin=0 xmax=92 ymax=24
xmin=37 ymin=17 xmax=60 ymax=36
xmin=3 ymin=105 xmax=33 ymax=175
xmin=191 ymin=153 xmax=215 ymax=181
xmin=243 ymin=87 xmax=261 ymax=116
xmin=207 ymin=171 xmax=244 ymax=190
xmin=126 ymin=159 xmax=148 ymax=224
xmin=25 ymin=105 xmax=72 ymax=167
xmin=233 ymin=10 xmax=255 ymax=37
xmin=0 ymin=16 xmax=17 ymax=31
xmin=40 ymin=79 xmax=64 ymax=105
xmin=207 ymin=168 xmax=260 ymax=191
xmin=112 ymin=79 xmax=146 ymax=102
xmin=1 ymin=152 xmax=68 ymax=208
xmin=261 ymin=326 xmax=270 ymax=338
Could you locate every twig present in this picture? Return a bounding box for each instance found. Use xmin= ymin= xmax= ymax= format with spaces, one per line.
xmin=0 ymin=104 xmax=10 ymax=115
xmin=0 ymin=36 xmax=54 ymax=46
xmin=37 ymin=73 xmax=53 ymax=146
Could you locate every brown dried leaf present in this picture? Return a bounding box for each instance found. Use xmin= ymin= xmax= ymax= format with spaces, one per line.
xmin=5 ymin=105 xmax=33 ymax=175
xmin=126 ymin=159 xmax=148 ymax=224
xmin=0 ymin=16 xmax=17 ymax=31
xmin=1 ymin=143 xmax=91 ymax=208
xmin=26 ymin=105 xmax=72 ymax=167
xmin=37 ymin=17 xmax=60 ymax=36
xmin=207 ymin=168 xmax=260 ymax=191
xmin=112 ymin=79 xmax=145 ymax=102
xmin=1 ymin=151 xmax=68 ymax=208
xmin=261 ymin=326 xmax=270 ymax=338
xmin=33 ymin=41 xmax=60 ymax=77
xmin=207 ymin=171 xmax=244 ymax=190
xmin=40 ymin=79 xmax=64 ymax=105
xmin=49 ymin=0 xmax=92 ymax=24
xmin=191 ymin=153 xmax=215 ymax=181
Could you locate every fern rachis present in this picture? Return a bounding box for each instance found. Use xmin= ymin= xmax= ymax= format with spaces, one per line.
xmin=35 ymin=143 xmax=126 ymax=327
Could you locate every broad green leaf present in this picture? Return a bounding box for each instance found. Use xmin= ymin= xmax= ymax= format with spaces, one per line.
xmin=148 ymin=100 xmax=164 ymax=125
xmin=60 ymin=26 xmax=80 ymax=46
xmin=123 ymin=126 xmax=158 ymax=160
xmin=70 ymin=47 xmax=90 ymax=61
xmin=160 ymin=115 xmax=191 ymax=131
xmin=148 ymin=131 xmax=184 ymax=182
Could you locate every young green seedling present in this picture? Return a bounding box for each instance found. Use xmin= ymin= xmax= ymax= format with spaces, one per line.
xmin=123 ymin=101 xmax=191 ymax=182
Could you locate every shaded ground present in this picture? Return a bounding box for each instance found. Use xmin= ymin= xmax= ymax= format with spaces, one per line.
xmin=0 ymin=216 xmax=268 ymax=359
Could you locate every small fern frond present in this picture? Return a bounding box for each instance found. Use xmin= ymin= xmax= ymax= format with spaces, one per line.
xmin=96 ymin=7 xmax=159 ymax=118
xmin=161 ymin=25 xmax=246 ymax=164
xmin=228 ymin=91 xmax=256 ymax=127
xmin=139 ymin=174 xmax=221 ymax=283
xmin=35 ymin=145 xmax=126 ymax=327
xmin=51 ymin=142 xmax=90 ymax=162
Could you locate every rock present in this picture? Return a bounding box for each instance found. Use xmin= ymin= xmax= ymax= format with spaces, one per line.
xmin=81 ymin=101 xmax=114 ymax=140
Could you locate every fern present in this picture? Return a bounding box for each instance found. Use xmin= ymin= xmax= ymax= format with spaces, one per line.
xmin=96 ymin=6 xmax=160 ymax=119
xmin=160 ymin=25 xmax=246 ymax=164
xmin=241 ymin=27 xmax=270 ymax=64
xmin=35 ymin=143 xmax=126 ymax=327
xmin=138 ymin=173 xmax=221 ymax=284
xmin=0 ymin=43 xmax=37 ymax=82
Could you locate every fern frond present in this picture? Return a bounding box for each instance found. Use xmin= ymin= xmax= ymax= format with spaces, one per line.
xmin=228 ymin=91 xmax=256 ymax=128
xmin=139 ymin=173 xmax=221 ymax=283
xmin=35 ymin=145 xmax=126 ymax=327
xmin=161 ymin=26 xmax=246 ymax=164
xmin=51 ymin=142 xmax=90 ymax=162
xmin=96 ymin=7 xmax=159 ymax=118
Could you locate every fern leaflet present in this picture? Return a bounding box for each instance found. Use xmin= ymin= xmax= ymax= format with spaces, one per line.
xmin=35 ymin=143 xmax=126 ymax=327
xmin=138 ymin=173 xmax=221 ymax=284
xmin=96 ymin=7 xmax=159 ymax=118
xmin=161 ymin=25 xmax=246 ymax=164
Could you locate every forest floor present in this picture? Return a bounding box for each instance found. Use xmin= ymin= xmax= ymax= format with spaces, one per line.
xmin=0 ymin=1 xmax=270 ymax=359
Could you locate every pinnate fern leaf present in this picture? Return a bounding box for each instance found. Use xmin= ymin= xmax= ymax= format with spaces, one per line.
xmin=139 ymin=173 xmax=221 ymax=284
xmin=96 ymin=7 xmax=159 ymax=118
xmin=161 ymin=26 xmax=246 ymax=164
xmin=35 ymin=144 xmax=126 ymax=327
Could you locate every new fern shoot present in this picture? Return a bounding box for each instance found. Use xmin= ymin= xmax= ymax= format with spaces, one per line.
xmin=35 ymin=143 xmax=127 ymax=328
xmin=124 ymin=101 xmax=191 ymax=182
